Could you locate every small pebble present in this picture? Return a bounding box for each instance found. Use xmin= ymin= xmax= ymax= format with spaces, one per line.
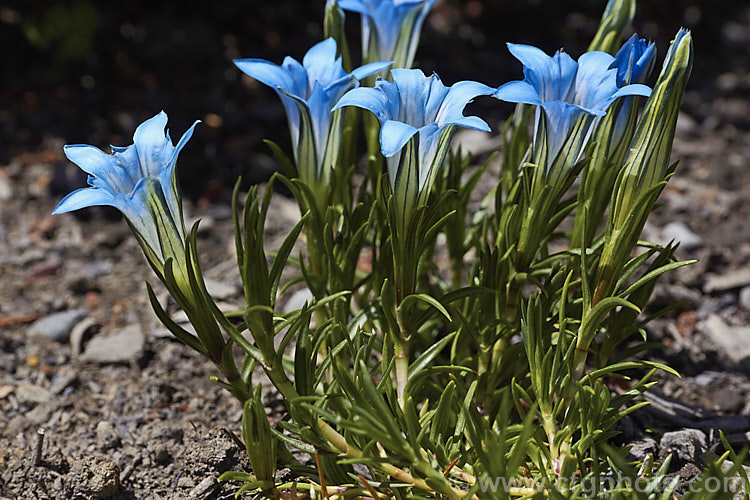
xmin=96 ymin=421 xmax=121 ymax=451
xmin=661 ymin=221 xmax=702 ymax=251
xmin=29 ymin=309 xmax=88 ymax=343
xmin=81 ymin=325 xmax=145 ymax=364
xmin=15 ymin=382 xmax=51 ymax=404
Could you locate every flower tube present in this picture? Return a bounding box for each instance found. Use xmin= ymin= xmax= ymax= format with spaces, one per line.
xmin=54 ymin=111 xmax=197 ymax=279
xmin=494 ymin=43 xmax=651 ymax=188
xmin=335 ymin=68 xmax=494 ymax=233
xmin=339 ymin=0 xmax=436 ymax=69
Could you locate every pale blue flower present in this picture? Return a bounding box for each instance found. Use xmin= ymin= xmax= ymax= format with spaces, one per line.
xmin=234 ymin=38 xmax=390 ymax=189
xmin=339 ymin=0 xmax=436 ymax=69
xmin=494 ymin=43 xmax=652 ymax=175
xmin=335 ymin=68 xmax=493 ymax=229
xmin=53 ymin=112 xmax=197 ymax=268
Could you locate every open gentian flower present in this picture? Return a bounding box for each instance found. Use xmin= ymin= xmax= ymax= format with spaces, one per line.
xmin=53 ymin=112 xmax=197 ymax=276
xmin=335 ymin=68 xmax=494 ymax=231
xmin=339 ymin=0 xmax=436 ymax=69
xmin=494 ymin=43 xmax=652 ymax=180
xmin=234 ymin=38 xmax=390 ymax=197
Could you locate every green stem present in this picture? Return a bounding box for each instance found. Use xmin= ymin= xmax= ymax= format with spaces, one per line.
xmin=394 ymin=306 xmax=410 ymax=408
xmin=216 ymin=352 xmax=251 ymax=404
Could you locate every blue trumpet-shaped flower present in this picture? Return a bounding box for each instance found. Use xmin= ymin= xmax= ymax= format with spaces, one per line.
xmin=234 ymin=38 xmax=390 ymax=192
xmin=339 ymin=0 xmax=436 ymax=69
xmin=53 ymin=112 xmax=197 ymax=272
xmin=495 ymin=43 xmax=652 ymax=178
xmin=335 ymin=68 xmax=494 ymax=230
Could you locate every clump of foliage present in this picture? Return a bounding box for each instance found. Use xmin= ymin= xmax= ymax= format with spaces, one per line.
xmin=53 ymin=0 xmax=749 ymax=497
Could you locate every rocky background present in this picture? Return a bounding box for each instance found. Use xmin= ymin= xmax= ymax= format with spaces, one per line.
xmin=2 ymin=0 xmax=750 ymax=498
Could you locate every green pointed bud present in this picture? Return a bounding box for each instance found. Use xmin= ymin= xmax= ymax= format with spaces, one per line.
xmin=592 ymin=29 xmax=692 ymax=306
xmin=588 ymin=0 xmax=636 ymax=54
xmin=324 ymin=0 xmax=352 ymax=72
xmin=610 ymin=28 xmax=693 ymax=231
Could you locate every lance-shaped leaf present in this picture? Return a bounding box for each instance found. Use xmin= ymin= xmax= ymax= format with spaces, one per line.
xmin=242 ymin=387 xmax=278 ymax=484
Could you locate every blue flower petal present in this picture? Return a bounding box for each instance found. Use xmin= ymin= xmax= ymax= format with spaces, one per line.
xmin=494 ymin=80 xmax=542 ymax=106
xmin=507 ymin=43 xmax=551 ymax=71
xmin=236 ymin=38 xmax=392 ymax=185
xmin=498 ymin=41 xmax=655 ymax=171
xmin=333 ymin=85 xmax=390 ymax=122
xmin=437 ymin=80 xmax=494 ymax=129
xmin=342 ymin=0 xmax=436 ymax=68
xmin=390 ymin=68 xmax=448 ymax=126
xmin=338 ymin=0 xmax=368 ymax=14
xmin=303 ymin=39 xmax=347 ymax=88
xmin=612 ymin=83 xmax=652 ymax=99
xmin=351 ymin=61 xmax=393 ymax=81
xmin=612 ymin=34 xmax=657 ymax=86
xmin=306 ymin=82 xmax=333 ymax=165
xmin=52 ymin=186 xmax=115 ymax=214
xmin=234 ymin=58 xmax=297 ymax=94
xmin=161 ymin=119 xmax=199 ymax=224
xmin=63 ymin=144 xmax=134 ymax=195
xmin=380 ymin=119 xmax=419 ymax=157
xmin=570 ymin=51 xmax=618 ymax=109
xmin=133 ymin=111 xmax=172 ymax=178
xmin=416 ymin=122 xmax=442 ymax=189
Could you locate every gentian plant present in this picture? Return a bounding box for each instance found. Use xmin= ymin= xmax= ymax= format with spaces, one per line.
xmin=55 ymin=1 xmax=750 ymax=498
xmin=335 ymin=68 xmax=493 ymax=404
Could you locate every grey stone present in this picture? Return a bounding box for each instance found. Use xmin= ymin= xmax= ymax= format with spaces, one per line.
xmin=700 ymin=314 xmax=750 ymax=364
xmin=153 ymin=446 xmax=170 ymax=465
xmin=0 ymin=173 xmax=11 ymax=201
xmin=282 ymin=288 xmax=313 ymax=314
xmin=204 ymin=278 xmax=239 ymax=301
xmin=15 ymin=382 xmax=51 ymax=404
xmin=704 ymin=268 xmax=750 ymax=293
xmin=719 ymin=460 xmax=750 ymax=499
xmin=29 ymin=309 xmax=88 ymax=342
xmin=70 ymin=317 xmax=99 ymax=355
xmin=626 ymin=437 xmax=658 ymax=462
xmin=653 ymin=283 xmax=702 ymax=308
xmin=693 ymin=371 xmax=722 ymax=387
xmin=96 ymin=421 xmax=121 ymax=451
xmin=452 ymin=129 xmax=502 ymax=156
xmin=659 ymin=429 xmax=707 ymax=463
xmin=661 ymin=221 xmax=703 ymax=251
xmin=81 ymin=325 xmax=145 ymax=364
xmin=189 ymin=476 xmax=218 ymax=500
xmin=738 ymin=286 xmax=750 ymax=311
